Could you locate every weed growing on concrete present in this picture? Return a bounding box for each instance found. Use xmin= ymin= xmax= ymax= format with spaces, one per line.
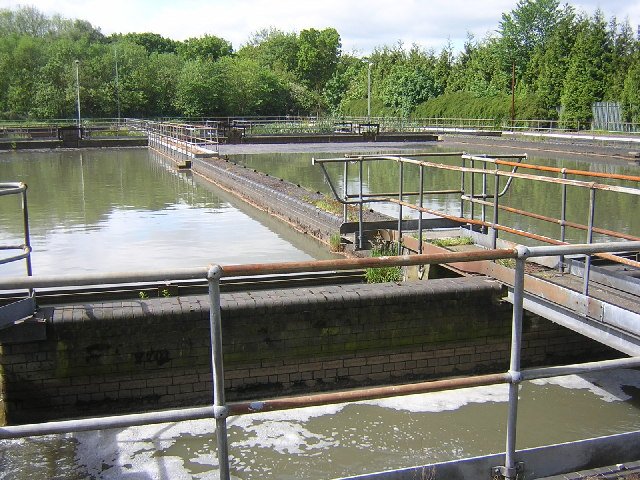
xmin=365 ymin=238 xmax=403 ymax=283
xmin=430 ymin=236 xmax=474 ymax=248
xmin=329 ymin=233 xmax=343 ymax=252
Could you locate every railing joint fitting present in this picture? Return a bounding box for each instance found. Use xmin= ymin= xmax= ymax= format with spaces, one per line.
xmin=492 ymin=462 xmax=523 ymax=479
xmin=207 ymin=265 xmax=223 ymax=281
xmin=213 ymin=405 xmax=229 ymax=419
xmin=507 ymin=370 xmax=522 ymax=384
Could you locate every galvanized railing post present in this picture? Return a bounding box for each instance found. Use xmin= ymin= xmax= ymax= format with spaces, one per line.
xmin=492 ymin=165 xmax=499 ymax=249
xmin=583 ymin=188 xmax=596 ymax=296
xmin=482 ymin=166 xmax=488 ymax=233
xmin=460 ymin=156 xmax=465 ymax=219
xmin=470 ymin=158 xmax=475 ymax=222
xmin=358 ymin=158 xmax=364 ymax=250
xmin=343 ymin=161 xmax=349 ymax=223
xmin=398 ymin=161 xmax=404 ymax=255
xmin=21 ymin=185 xmax=33 ymax=280
xmin=501 ymin=246 xmax=528 ymax=480
xmin=207 ymin=265 xmax=231 ymax=480
xmin=560 ymin=169 xmax=568 ymax=271
xmin=418 ymin=164 xmax=424 ymax=254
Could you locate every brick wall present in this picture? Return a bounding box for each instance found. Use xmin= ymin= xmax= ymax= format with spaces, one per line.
xmin=0 ymin=277 xmax=615 ymax=424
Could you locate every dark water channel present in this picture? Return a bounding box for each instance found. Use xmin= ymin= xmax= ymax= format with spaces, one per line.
xmin=1 ymin=147 xmax=640 ymax=479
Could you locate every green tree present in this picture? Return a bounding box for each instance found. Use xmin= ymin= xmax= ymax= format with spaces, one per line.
xmin=112 ymin=32 xmax=179 ymax=54
xmin=621 ymin=53 xmax=640 ymax=123
xmin=560 ymin=12 xmax=610 ymax=126
xmin=528 ymin=13 xmax=577 ymax=115
xmin=177 ymin=34 xmax=232 ymax=62
xmin=381 ymin=63 xmax=438 ymax=116
xmin=174 ymin=58 xmax=224 ymax=116
xmin=605 ymin=18 xmax=636 ymax=101
xmin=239 ymin=28 xmax=299 ymax=74
xmin=323 ymin=54 xmax=362 ymax=114
xmin=296 ymin=27 xmax=341 ymax=92
xmin=499 ymin=0 xmax=572 ymax=82
xmin=218 ymin=56 xmax=291 ymax=115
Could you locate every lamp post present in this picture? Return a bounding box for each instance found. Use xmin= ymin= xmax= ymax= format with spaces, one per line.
xmin=367 ymin=62 xmax=373 ymax=120
xmin=74 ymin=59 xmax=81 ymax=137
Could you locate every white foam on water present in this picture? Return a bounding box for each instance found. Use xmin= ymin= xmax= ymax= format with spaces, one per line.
xmin=233 ymin=421 xmax=337 ymax=455
xmin=360 ymin=384 xmax=511 ymax=413
xmin=531 ymin=368 xmax=640 ymax=403
xmin=73 ymin=419 xmax=219 ymax=480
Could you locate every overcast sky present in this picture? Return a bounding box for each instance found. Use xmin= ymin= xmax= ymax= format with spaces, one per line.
xmin=1 ymin=0 xmax=639 ymax=54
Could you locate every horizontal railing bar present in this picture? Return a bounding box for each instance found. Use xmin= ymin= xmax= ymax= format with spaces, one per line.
xmin=464 ymin=196 xmax=640 ymax=242
xmin=227 ymin=373 xmax=509 ymax=415
xmin=520 ymin=356 xmax=640 ymax=381
xmin=526 ymin=241 xmax=640 ymax=257
xmin=493 ymin=159 xmax=640 ymax=183
xmin=3 ymin=354 xmax=639 ymax=440
xmin=346 ymin=189 xmax=462 ymax=198
xmin=315 ymin=155 xmax=640 ymax=195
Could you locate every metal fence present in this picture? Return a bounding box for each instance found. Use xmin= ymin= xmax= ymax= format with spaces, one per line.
xmin=1 ymin=242 xmax=640 ymax=479
xmin=3 ymin=115 xmax=640 ymax=140
xmin=314 ymin=152 xmax=640 ymax=296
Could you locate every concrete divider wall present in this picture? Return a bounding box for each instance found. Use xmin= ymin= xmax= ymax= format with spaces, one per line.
xmin=0 ymin=278 xmax=614 ymax=424
xmin=192 ymin=157 xmax=343 ymax=243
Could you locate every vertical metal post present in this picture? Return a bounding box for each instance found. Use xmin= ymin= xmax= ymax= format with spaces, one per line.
xmin=418 ymin=164 xmax=424 ymax=255
xmin=559 ymin=169 xmax=567 ymax=271
xmin=460 ymin=156 xmax=465 ymax=219
xmin=367 ymin=62 xmax=372 ymax=120
xmin=74 ymin=60 xmax=81 ymax=138
xmin=207 ymin=266 xmax=230 ymax=480
xmin=583 ymin=188 xmax=595 ymax=296
xmin=481 ymin=166 xmax=487 ymax=233
xmin=358 ymin=158 xmax=364 ymax=250
xmin=492 ymin=166 xmax=499 ymax=249
xmin=343 ymin=161 xmax=349 ymax=223
xmin=21 ymin=186 xmax=33 ymax=281
xmin=114 ymin=46 xmax=121 ymax=124
xmin=503 ymin=248 xmax=527 ymax=480
xmin=397 ymin=161 xmax=404 ymax=255
xmin=470 ymin=158 xmax=475 ymax=222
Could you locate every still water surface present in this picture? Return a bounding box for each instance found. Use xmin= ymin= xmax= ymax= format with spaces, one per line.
xmin=0 ymin=149 xmax=334 ymax=277
xmin=1 ymin=147 xmax=639 ymax=479
xmin=231 ymin=147 xmax=640 ymax=244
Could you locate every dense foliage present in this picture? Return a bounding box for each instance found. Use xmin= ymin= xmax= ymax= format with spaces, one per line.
xmin=1 ymin=2 xmax=639 ymax=124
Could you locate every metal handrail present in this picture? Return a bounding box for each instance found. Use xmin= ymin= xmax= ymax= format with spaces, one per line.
xmin=313 ymin=153 xmax=640 ymax=291
xmin=1 ymin=242 xmax=640 ymax=480
xmin=0 ymin=182 xmax=32 ymax=279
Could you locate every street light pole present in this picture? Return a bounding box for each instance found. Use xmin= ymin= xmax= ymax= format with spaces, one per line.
xmin=367 ymin=62 xmax=373 ymax=120
xmin=74 ymin=59 xmax=81 ymax=137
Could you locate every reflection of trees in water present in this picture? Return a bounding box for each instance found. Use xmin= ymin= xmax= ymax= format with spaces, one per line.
xmin=0 ymin=149 xmax=224 ymax=235
xmin=232 ymin=151 xmax=640 ymax=243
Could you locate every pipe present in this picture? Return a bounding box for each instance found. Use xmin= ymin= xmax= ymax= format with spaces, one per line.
xmin=504 ymin=251 xmax=527 ymax=480
xmin=208 ymin=265 xmax=230 ymax=480
xmin=0 ymin=373 xmax=509 ymax=440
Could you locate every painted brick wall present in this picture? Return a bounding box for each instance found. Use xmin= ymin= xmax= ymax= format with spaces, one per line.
xmin=0 ymin=277 xmax=614 ymax=424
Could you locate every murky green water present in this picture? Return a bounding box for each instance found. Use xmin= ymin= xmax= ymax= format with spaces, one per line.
xmin=0 ymin=149 xmax=335 ymax=277
xmin=2 ymin=370 xmax=640 ymax=479
xmin=1 ymin=146 xmax=639 ymax=479
xmin=231 ymin=148 xmax=640 ymax=244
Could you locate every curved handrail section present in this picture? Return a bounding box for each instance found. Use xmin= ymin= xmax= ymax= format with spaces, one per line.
xmin=0 ymin=182 xmax=33 ymax=278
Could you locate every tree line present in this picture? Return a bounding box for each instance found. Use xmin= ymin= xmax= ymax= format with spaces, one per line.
xmin=1 ymin=1 xmax=639 ymax=124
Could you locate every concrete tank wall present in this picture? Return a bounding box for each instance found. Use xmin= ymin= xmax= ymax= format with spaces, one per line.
xmin=0 ymin=277 xmax=615 ymax=424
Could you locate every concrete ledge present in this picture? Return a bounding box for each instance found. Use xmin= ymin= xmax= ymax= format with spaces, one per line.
xmin=238 ymin=133 xmax=441 ymax=144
